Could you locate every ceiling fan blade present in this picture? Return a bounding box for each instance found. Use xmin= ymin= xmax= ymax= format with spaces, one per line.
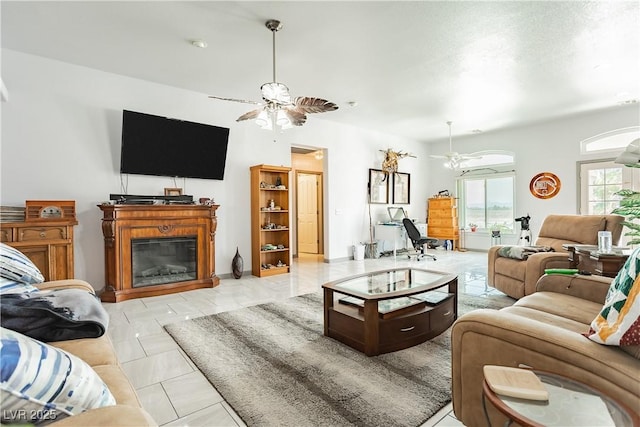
xmin=430 ymin=152 xmax=459 ymax=159
xmin=292 ymin=97 xmax=339 ymax=114
xmin=209 ymin=95 xmax=262 ymax=105
xmin=282 ymin=108 xmax=307 ymax=126
xmin=460 ymin=154 xmax=483 ymax=160
xmin=236 ymin=108 xmax=263 ymax=122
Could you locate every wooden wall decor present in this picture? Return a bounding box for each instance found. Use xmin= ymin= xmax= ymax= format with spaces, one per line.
xmin=529 ymin=172 xmax=561 ymax=199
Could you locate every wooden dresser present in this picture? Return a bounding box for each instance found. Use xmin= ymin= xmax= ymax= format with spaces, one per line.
xmin=427 ymin=197 xmax=460 ymax=250
xmin=1 ymin=219 xmax=78 ymax=281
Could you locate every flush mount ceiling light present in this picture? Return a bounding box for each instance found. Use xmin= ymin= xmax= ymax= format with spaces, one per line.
xmin=430 ymin=121 xmax=482 ymax=170
xmin=209 ymin=19 xmax=338 ymax=131
xmin=190 ymin=39 xmax=208 ymax=48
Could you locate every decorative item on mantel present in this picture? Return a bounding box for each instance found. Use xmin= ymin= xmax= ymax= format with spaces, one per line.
xmin=199 ymin=197 xmax=215 ymax=206
xmin=232 ymin=247 xmax=244 ymax=279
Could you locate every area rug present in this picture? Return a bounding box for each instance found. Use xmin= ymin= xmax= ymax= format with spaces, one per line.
xmin=164 ymin=292 xmax=513 ymax=427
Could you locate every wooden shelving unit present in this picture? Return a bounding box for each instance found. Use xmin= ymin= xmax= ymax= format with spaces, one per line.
xmin=427 ymin=197 xmax=460 ymax=250
xmin=250 ymin=164 xmax=292 ymax=277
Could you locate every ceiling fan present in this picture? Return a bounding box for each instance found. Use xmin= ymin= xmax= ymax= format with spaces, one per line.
xmin=209 ymin=19 xmax=338 ymax=130
xmin=430 ymin=121 xmax=482 ymax=169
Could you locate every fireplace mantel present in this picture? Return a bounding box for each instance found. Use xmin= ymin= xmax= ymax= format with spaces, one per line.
xmin=98 ymin=203 xmax=220 ymax=302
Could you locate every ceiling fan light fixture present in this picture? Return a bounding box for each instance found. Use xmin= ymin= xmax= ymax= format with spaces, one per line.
xmin=256 ymin=111 xmax=271 ymax=129
xmin=430 ymin=121 xmax=483 ymax=170
xmin=208 ymin=19 xmax=337 ymax=132
xmin=276 ymin=110 xmax=292 ymax=128
xmin=261 ymin=82 xmax=291 ymax=104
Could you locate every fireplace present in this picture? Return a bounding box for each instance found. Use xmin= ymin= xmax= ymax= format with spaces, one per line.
xmin=99 ymin=204 xmax=219 ymax=302
xmin=131 ymin=236 xmax=197 ymax=287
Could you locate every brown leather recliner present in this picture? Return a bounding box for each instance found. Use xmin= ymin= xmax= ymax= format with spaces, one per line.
xmin=487 ymin=214 xmax=624 ymax=299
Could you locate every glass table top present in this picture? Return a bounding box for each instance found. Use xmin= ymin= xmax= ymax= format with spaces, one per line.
xmin=322 ymin=268 xmax=456 ymax=300
xmin=497 ymin=371 xmax=634 ymax=426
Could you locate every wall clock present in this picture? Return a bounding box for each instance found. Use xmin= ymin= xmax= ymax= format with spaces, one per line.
xmin=529 ymin=172 xmax=561 ymax=199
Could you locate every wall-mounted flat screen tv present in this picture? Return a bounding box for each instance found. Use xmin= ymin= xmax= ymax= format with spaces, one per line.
xmin=120 ymin=110 xmax=230 ymax=180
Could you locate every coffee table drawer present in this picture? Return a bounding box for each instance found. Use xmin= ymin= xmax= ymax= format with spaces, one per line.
xmin=430 ymin=298 xmax=455 ymax=332
xmin=380 ymin=310 xmax=430 ymax=346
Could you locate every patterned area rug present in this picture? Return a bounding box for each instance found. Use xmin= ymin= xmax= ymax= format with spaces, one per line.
xmin=165 ymin=292 xmax=513 ymax=427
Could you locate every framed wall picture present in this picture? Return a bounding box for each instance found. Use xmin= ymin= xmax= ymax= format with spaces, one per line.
xmin=392 ymin=172 xmax=410 ymax=204
xmin=368 ymin=169 xmax=389 ymax=204
xmin=164 ymin=187 xmax=183 ymax=196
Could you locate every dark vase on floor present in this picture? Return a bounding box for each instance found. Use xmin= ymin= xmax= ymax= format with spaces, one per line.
xmin=232 ymin=247 xmax=243 ymax=279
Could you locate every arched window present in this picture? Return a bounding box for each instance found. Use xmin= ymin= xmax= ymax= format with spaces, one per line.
xmin=580 ymin=127 xmax=640 ymax=155
xmin=459 ymin=150 xmax=515 ymax=169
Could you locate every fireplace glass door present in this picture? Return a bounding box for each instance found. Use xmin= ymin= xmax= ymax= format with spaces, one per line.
xmin=131 ymin=236 xmax=197 ymax=287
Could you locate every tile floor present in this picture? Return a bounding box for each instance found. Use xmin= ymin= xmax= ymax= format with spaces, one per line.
xmin=103 ymin=249 xmax=503 ymax=426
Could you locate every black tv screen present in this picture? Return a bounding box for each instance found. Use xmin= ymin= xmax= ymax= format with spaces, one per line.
xmin=120 ymin=110 xmax=229 ymax=180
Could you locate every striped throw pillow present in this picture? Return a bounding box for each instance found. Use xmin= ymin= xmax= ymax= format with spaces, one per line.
xmin=0 ymin=242 xmax=44 ymax=284
xmin=0 ymin=277 xmax=38 ymax=295
xmin=585 ymin=247 xmax=640 ymax=346
xmin=0 ymin=327 xmax=116 ymax=424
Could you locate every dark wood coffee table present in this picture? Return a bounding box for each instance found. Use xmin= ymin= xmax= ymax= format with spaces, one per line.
xmin=322 ymin=268 xmax=457 ymax=356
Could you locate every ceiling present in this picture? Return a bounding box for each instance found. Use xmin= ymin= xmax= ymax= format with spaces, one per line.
xmin=2 ymin=1 xmax=639 ymax=142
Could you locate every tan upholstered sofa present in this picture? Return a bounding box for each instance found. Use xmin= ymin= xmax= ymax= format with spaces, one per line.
xmin=36 ymin=279 xmax=156 ymax=426
xmin=451 ymin=273 xmax=640 ymax=427
xmin=488 ymin=214 xmax=624 ymax=299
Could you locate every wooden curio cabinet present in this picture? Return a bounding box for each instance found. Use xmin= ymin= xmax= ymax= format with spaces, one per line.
xmin=250 ymin=164 xmax=292 ymax=277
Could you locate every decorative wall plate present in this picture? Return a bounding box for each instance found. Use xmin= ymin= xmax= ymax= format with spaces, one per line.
xmin=529 ymin=172 xmax=561 ymax=199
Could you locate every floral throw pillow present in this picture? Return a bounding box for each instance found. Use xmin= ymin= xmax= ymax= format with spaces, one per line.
xmin=584 ymin=247 xmax=640 ymax=346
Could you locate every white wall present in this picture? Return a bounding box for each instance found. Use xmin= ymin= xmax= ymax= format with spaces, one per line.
xmin=3 ymin=49 xmax=637 ymax=287
xmin=427 ymin=105 xmax=640 ymax=249
xmin=1 ymin=49 xmax=429 ymax=289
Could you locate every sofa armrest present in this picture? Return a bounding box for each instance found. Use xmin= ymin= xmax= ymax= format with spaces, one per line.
xmin=535 ymin=273 xmax=611 ymax=304
xmin=487 ymin=245 xmax=503 ymax=285
xmin=49 ymin=405 xmax=157 ymax=426
xmin=35 ymin=279 xmax=96 ymax=294
xmin=451 ymin=309 xmax=639 ymax=427
xmin=523 ymin=251 xmax=572 ymax=295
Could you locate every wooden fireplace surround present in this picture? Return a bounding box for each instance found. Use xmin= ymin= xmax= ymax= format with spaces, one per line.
xmin=98 ymin=204 xmax=220 ymax=302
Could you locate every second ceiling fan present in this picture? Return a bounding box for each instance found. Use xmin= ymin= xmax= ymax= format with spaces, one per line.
xmin=209 ymin=19 xmax=338 ymax=130
xmin=430 ymin=121 xmax=482 ymax=169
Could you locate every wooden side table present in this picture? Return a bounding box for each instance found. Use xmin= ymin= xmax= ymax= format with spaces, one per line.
xmin=564 ymin=244 xmax=629 ymax=277
xmin=482 ymin=370 xmax=639 ymax=426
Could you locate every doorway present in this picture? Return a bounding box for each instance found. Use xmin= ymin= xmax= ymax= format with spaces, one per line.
xmin=296 ymin=171 xmax=323 ymax=254
xmin=291 ymin=147 xmax=325 ymax=257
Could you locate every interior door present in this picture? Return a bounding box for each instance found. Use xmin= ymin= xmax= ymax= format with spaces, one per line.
xmin=297 ymin=172 xmax=321 ymax=253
